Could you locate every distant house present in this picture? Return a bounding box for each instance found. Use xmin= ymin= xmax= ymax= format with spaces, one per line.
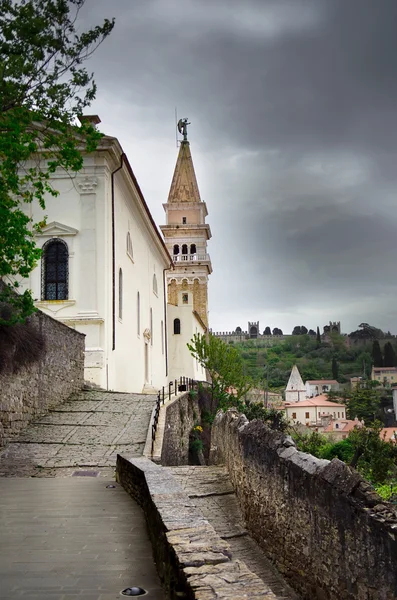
xmin=371 ymin=366 xmax=397 ymax=386
xmin=350 ymin=377 xmax=362 ymax=389
xmin=322 ymin=417 xmax=363 ymax=441
xmin=285 ymin=365 xmax=306 ymax=403
xmin=306 ymin=379 xmax=339 ymax=397
xmin=284 ymin=395 xmax=346 ymax=426
xmin=380 ymin=428 xmax=397 ymax=444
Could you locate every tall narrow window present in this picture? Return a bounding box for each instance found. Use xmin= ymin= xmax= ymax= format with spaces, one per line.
xmin=118 ymin=268 xmax=123 ymax=320
xmin=42 ymin=239 xmax=69 ymax=300
xmin=137 ymin=291 xmax=140 ymax=335
xmin=173 ymin=244 xmax=179 ymax=255
xmin=126 ymin=232 xmax=133 ymax=260
xmin=182 ymin=244 xmax=188 ymax=255
xmin=190 ymin=244 xmax=196 ymax=255
xmin=173 ymin=318 xmax=181 ymax=335
xmin=153 ymin=274 xmax=158 ymax=295
xmin=182 ymin=216 xmax=187 ymax=224
xmin=150 ymin=307 xmax=153 ymax=345
xmin=161 ymin=320 xmax=164 ymax=354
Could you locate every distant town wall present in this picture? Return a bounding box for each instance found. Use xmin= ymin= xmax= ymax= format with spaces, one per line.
xmin=210 ymin=409 xmax=397 ymax=600
xmin=0 ymin=310 xmax=85 ymax=445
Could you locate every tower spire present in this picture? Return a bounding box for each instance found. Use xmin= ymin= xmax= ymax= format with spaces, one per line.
xmin=161 ymin=122 xmax=212 ymax=328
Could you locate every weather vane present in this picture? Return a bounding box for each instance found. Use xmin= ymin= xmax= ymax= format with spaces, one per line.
xmin=177 ymin=118 xmax=190 ymax=142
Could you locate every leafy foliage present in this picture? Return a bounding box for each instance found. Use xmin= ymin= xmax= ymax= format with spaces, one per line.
xmin=372 ymin=340 xmax=383 ymax=367
xmin=384 ymin=342 xmax=397 ymax=367
xmin=0 ymin=0 xmax=114 ymax=322
xmin=188 ymin=333 xmax=252 ymax=401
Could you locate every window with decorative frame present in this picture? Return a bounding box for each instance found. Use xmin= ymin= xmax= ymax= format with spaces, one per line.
xmin=41 ymin=238 xmax=69 ymax=300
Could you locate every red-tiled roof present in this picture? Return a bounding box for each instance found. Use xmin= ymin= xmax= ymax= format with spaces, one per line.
xmin=307 ymin=380 xmax=338 ymax=385
xmin=285 ymin=395 xmax=346 ymax=408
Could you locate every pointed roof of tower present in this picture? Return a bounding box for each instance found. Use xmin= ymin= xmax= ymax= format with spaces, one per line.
xmin=168 ymin=141 xmax=201 ymax=203
xmin=286 ymin=365 xmax=306 ymax=391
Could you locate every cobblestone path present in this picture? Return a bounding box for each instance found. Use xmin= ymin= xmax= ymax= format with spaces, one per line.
xmin=168 ymin=465 xmax=300 ymax=600
xmin=0 ymin=390 xmax=164 ymax=599
xmin=0 ymin=390 xmax=155 ymax=477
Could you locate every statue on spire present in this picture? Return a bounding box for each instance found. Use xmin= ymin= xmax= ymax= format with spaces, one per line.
xmin=177 ymin=118 xmax=190 ymax=142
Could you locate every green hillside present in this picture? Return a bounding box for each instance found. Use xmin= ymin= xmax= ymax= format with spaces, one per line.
xmin=234 ymin=333 xmax=378 ymax=388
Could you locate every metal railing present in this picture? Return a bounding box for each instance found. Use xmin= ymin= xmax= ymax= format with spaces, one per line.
xmin=173 ymin=254 xmax=210 ymax=262
xmin=151 ymin=376 xmax=196 ymax=453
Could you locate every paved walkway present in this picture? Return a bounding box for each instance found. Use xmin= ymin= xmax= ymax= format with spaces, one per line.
xmin=0 ymin=390 xmax=155 ymax=477
xmin=168 ymin=466 xmax=300 ymax=600
xmin=0 ymin=390 xmax=164 ymax=599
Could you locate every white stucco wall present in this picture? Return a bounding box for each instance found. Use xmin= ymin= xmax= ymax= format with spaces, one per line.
xmin=19 ymin=146 xmax=171 ymax=393
xmin=286 ymin=403 xmax=346 ymax=425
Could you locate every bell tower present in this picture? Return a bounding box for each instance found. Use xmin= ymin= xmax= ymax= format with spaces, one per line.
xmin=161 ymin=119 xmax=212 ymax=327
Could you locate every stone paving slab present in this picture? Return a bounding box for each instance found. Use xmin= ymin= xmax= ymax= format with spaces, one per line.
xmin=0 ymin=390 xmax=156 ymax=477
xmin=0 ymin=477 xmax=164 ymax=599
xmin=168 ymin=466 xmax=300 ymax=600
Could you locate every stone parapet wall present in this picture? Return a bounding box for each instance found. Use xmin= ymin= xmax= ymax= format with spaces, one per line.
xmin=210 ymin=410 xmax=397 ymax=600
xmin=116 ymin=455 xmax=281 ymax=599
xmin=0 ymin=311 xmax=85 ymax=444
xmin=160 ymin=391 xmax=200 ymax=465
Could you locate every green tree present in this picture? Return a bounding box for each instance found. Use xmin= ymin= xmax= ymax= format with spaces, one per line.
xmin=331 ymin=356 xmax=339 ymax=380
xmin=316 ymin=326 xmax=321 ymax=345
xmin=383 ymin=342 xmax=396 ymax=368
xmin=301 ymin=325 xmax=308 ymax=335
xmin=187 ymin=333 xmax=252 ymax=404
xmin=264 ymin=326 xmax=271 ymax=335
xmin=371 ymin=341 xmax=383 ymax=367
xmin=349 ymin=423 xmax=397 ymax=484
xmin=292 ymin=326 xmax=302 ymax=335
xmin=0 ymin=0 xmax=114 ymax=323
xmin=346 ymin=388 xmax=381 ymax=424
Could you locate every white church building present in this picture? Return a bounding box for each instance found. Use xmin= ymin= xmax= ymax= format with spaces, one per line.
xmin=20 ymin=116 xmax=209 ymax=393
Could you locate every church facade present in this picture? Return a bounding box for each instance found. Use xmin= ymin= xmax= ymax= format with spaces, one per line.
xmin=19 ymin=117 xmax=209 ymax=392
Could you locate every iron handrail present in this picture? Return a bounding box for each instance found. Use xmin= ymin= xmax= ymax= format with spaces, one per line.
xmin=151 ymin=376 xmax=196 ymax=453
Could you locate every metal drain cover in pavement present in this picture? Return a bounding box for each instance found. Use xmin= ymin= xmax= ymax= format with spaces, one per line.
xmin=121 ymin=587 xmax=147 ymax=596
xmin=72 ymin=471 xmax=99 ymax=477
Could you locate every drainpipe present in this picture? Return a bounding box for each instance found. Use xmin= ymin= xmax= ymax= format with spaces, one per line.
xmin=111 ymin=153 xmax=126 ymax=351
xmin=163 ymin=265 xmax=173 ymax=377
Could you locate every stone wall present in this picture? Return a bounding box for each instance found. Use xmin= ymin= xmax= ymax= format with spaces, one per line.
xmin=0 ymin=310 xmax=85 ymax=444
xmin=210 ymin=410 xmax=397 ymax=600
xmin=116 ymin=455 xmax=280 ymax=600
xmin=160 ymin=391 xmax=200 ymax=465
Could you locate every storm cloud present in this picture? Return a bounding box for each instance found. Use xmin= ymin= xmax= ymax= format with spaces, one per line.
xmin=80 ymin=0 xmax=397 ymax=334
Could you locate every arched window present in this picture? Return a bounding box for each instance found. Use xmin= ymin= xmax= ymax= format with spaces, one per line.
xmin=173 ymin=244 xmax=179 ymax=255
xmin=137 ymin=291 xmax=140 ymax=335
xmin=150 ymin=307 xmax=153 ymax=345
xmin=174 ymin=318 xmax=181 ymax=335
xmin=41 ymin=238 xmax=68 ymax=300
xmin=126 ymin=232 xmax=133 ymax=260
xmin=181 ymin=244 xmax=188 ymax=255
xmin=118 ymin=268 xmax=123 ymax=320
xmin=153 ymin=274 xmax=158 ymax=295
xmin=190 ymin=244 xmax=196 ymax=255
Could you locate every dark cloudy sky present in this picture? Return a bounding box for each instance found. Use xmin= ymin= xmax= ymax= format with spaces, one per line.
xmin=80 ymin=0 xmax=397 ymax=335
